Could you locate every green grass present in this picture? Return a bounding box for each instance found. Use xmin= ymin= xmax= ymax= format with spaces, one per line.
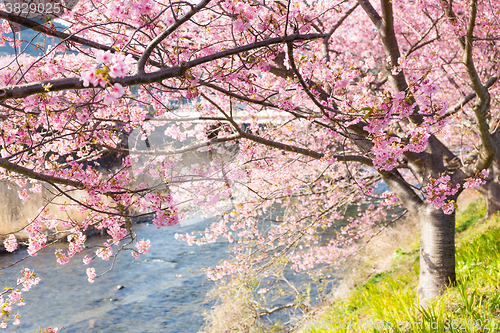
xmin=455 ymin=197 xmax=486 ymax=232
xmin=302 ymin=199 xmax=500 ymax=332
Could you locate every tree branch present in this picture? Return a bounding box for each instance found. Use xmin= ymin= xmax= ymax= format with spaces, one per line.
xmin=238 ymin=130 xmax=375 ymax=165
xmin=357 ymin=0 xmax=382 ymax=29
xmin=136 ymin=0 xmax=212 ymax=73
xmin=0 ymin=158 xmax=82 ymax=188
xmin=379 ymin=169 xmax=423 ymax=215
xmin=440 ymin=75 xmax=498 ymax=119
xmin=322 ymin=3 xmax=359 ymax=62
xmin=379 ymin=0 xmax=409 ymax=93
xmin=0 ymin=33 xmax=327 ymax=101
xmin=462 ymin=0 xmax=496 ymax=172
xmin=0 ymin=11 xmax=163 ymax=68
xmin=257 ymin=303 xmax=297 ymax=317
xmin=199 ymin=80 xmax=324 ymax=120
xmin=286 ymin=42 xmax=330 ymax=113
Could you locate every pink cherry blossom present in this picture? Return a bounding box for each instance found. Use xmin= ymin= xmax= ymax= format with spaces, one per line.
xmin=83 ymin=256 xmax=92 ymax=265
xmin=103 ymin=83 xmax=125 ymax=104
xmin=96 ymin=50 xmax=113 ymax=64
xmin=3 ymin=235 xmax=17 ymax=252
xmin=18 ymin=190 xmax=28 ymax=200
xmin=87 ymin=268 xmax=97 ymax=283
xmin=132 ymin=239 xmax=151 ymax=259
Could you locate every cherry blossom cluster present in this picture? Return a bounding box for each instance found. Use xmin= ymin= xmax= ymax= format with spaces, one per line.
xmin=363 ymin=81 xmax=448 ymax=171
xmin=86 ymin=267 xmax=97 ymax=283
xmin=96 ymin=243 xmax=113 ymax=261
xmin=142 ymin=192 xmax=180 ymax=227
xmin=132 ymin=239 xmax=151 ymax=259
xmin=370 ymin=136 xmax=406 ymax=170
xmin=80 ymin=50 xmax=134 ymax=104
xmin=25 ymin=219 xmax=47 ymax=256
xmin=425 ymin=174 xmax=460 ymax=214
xmin=206 ymin=261 xmax=241 ymax=281
xmin=0 ymin=269 xmax=40 ymax=328
xmin=55 ymin=228 xmax=87 ymax=265
xmin=464 ymin=169 xmax=490 ymax=189
xmin=175 ymin=232 xmax=198 ymax=246
xmin=17 ymin=268 xmax=41 ymax=292
xmin=381 ymin=191 xmax=399 ymax=206
xmin=3 ymin=235 xmax=17 ymax=253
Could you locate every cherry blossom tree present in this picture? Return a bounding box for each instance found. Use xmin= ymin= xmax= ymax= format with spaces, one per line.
xmin=0 ymin=0 xmax=499 ymax=327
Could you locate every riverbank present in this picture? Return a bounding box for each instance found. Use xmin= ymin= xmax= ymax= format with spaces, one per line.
xmin=299 ymin=191 xmax=500 ymax=332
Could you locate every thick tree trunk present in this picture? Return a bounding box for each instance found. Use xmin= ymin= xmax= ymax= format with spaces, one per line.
xmin=417 ymin=204 xmax=456 ymax=305
xmin=478 ymin=179 xmax=500 ymax=219
xmin=477 ymin=131 xmax=500 ymax=219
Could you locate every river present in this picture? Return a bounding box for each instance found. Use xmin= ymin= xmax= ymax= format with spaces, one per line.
xmin=0 ymin=213 xmax=229 ymax=332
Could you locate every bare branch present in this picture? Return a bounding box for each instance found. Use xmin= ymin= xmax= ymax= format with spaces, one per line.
xmin=238 ymin=129 xmax=374 ymax=165
xmin=404 ymin=13 xmax=444 ymax=57
xmin=440 ymin=75 xmax=498 ymax=119
xmin=286 ymin=42 xmax=329 ymax=113
xmin=379 ymin=0 xmax=409 ymax=93
xmin=379 ymin=169 xmax=423 ymax=215
xmin=258 ymin=303 xmax=297 ymax=317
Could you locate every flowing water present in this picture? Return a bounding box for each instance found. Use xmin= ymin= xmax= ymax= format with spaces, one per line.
xmin=0 ymin=214 xmax=228 ymax=332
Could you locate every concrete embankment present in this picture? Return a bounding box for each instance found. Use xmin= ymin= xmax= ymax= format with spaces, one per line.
xmin=0 ymin=182 xmax=96 ymax=251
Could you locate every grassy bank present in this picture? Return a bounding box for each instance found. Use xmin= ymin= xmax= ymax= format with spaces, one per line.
xmin=301 ymin=197 xmax=500 ymax=332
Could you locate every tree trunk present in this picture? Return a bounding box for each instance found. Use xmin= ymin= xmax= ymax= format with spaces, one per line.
xmin=478 ymin=131 xmax=500 ymax=219
xmin=478 ymin=179 xmax=500 ymax=219
xmin=417 ymin=204 xmax=456 ymax=305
